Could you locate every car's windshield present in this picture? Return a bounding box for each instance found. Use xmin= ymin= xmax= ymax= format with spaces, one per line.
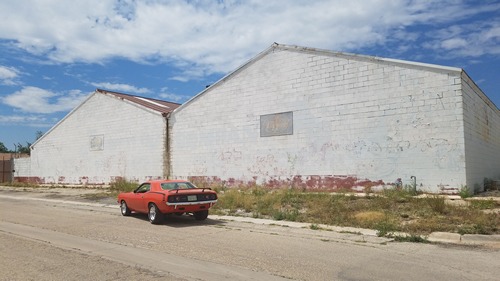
xmin=160 ymin=182 xmax=197 ymax=190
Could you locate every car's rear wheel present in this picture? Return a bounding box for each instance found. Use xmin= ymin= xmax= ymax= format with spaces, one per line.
xmin=120 ymin=200 xmax=131 ymax=216
xmin=193 ymin=210 xmax=209 ymax=221
xmin=148 ymin=203 xmax=163 ymax=224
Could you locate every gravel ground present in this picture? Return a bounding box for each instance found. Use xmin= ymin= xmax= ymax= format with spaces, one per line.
xmin=0 ymin=232 xmax=181 ymax=281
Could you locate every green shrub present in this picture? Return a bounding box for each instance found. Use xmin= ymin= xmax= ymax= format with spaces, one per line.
xmin=109 ymin=178 xmax=138 ymax=193
xmin=425 ymin=195 xmax=447 ymax=214
xmin=310 ymin=224 xmax=320 ymax=230
xmin=392 ymin=235 xmax=428 ymax=243
xmin=459 ymin=185 xmax=471 ymax=199
xmin=273 ymin=208 xmax=300 ymax=221
xmin=375 ymin=217 xmax=398 ymax=237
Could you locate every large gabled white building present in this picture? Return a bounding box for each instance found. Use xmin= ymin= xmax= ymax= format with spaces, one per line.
xmin=13 ymin=44 xmax=500 ymax=193
xmin=15 ymin=89 xmax=180 ymax=185
xmin=169 ymin=43 xmax=500 ymax=193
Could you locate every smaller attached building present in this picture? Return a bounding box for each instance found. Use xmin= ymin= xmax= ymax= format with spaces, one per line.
xmin=17 ymin=89 xmax=180 ymax=185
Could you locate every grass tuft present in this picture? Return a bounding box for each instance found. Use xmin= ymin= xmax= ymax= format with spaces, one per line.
xmin=109 ymin=178 xmax=138 ymax=194
xmin=392 ymin=235 xmax=429 ymax=243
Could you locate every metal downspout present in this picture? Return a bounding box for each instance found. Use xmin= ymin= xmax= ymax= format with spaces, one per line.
xmin=163 ymin=112 xmax=171 ymax=179
xmin=410 ymin=176 xmax=417 ymax=194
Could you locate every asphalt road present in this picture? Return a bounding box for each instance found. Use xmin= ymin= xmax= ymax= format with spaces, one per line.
xmin=0 ymin=188 xmax=499 ymax=281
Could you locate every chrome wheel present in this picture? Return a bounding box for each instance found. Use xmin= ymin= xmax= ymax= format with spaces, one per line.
xmin=120 ymin=201 xmax=130 ymax=216
xmin=149 ymin=205 xmax=156 ymax=221
xmin=148 ymin=203 xmax=163 ymax=224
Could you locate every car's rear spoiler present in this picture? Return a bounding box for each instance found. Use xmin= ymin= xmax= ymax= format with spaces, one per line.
xmin=169 ymin=187 xmax=213 ymax=194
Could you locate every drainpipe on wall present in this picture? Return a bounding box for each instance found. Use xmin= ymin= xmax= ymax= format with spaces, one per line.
xmin=410 ymin=176 xmax=417 ymax=194
xmin=163 ymin=112 xmax=171 ymax=179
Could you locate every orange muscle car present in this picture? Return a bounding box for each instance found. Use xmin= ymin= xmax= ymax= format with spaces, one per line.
xmin=117 ymin=180 xmax=217 ymax=224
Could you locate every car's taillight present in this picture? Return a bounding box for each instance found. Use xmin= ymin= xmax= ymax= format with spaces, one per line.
xmin=168 ymin=195 xmax=188 ymax=202
xmin=168 ymin=196 xmax=181 ymax=203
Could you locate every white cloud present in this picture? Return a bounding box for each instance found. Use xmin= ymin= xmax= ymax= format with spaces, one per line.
xmin=0 ymin=65 xmax=20 ymax=85
xmin=0 ymin=0 xmax=498 ymax=80
xmin=169 ymin=66 xmax=209 ymax=82
xmin=0 ymin=114 xmax=56 ymax=127
xmin=2 ymin=87 xmax=89 ymax=114
xmin=91 ymin=82 xmax=151 ymax=94
xmin=423 ymin=21 xmax=500 ymax=57
xmin=158 ymin=93 xmax=187 ymax=103
xmin=441 ymin=38 xmax=468 ymax=50
xmin=157 ymin=86 xmax=188 ymax=103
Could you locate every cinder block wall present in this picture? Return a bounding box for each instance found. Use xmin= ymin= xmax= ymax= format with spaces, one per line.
xmin=27 ymin=93 xmax=166 ymax=185
xmin=13 ymin=157 xmax=30 ymax=180
xmin=462 ymin=72 xmax=500 ymax=193
xmin=171 ymin=47 xmax=469 ymax=192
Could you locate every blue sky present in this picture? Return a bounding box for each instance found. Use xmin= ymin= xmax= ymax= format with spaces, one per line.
xmin=1 ymin=0 xmax=499 ymax=151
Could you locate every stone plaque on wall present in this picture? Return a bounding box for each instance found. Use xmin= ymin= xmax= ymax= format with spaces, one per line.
xmin=90 ymin=135 xmax=104 ymax=151
xmin=260 ymin=111 xmax=293 ymax=137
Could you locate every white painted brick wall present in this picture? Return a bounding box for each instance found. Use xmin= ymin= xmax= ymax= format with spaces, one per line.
xmin=13 ymin=157 xmax=30 ymax=178
xmin=171 ymin=48 xmax=474 ymax=192
xmin=461 ymin=72 xmax=500 ymax=193
xmin=28 ymin=93 xmax=167 ymax=185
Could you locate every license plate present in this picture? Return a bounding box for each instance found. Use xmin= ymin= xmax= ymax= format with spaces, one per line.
xmin=187 ymin=195 xmax=197 ymax=201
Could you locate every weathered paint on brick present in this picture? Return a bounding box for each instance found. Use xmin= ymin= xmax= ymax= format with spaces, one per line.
xmin=170 ymin=45 xmax=500 ymax=193
xmin=188 ymin=175 xmax=385 ymax=192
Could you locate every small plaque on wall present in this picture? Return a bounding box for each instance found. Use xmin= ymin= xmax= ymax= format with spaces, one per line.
xmin=90 ymin=135 xmax=104 ymax=151
xmin=260 ymin=111 xmax=293 ymax=137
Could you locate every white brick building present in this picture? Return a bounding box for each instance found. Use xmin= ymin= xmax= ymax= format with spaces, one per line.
xmin=170 ymin=43 xmax=500 ymax=193
xmin=16 ymin=89 xmax=180 ymax=185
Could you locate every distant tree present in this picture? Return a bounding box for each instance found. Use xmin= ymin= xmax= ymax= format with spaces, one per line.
xmin=0 ymin=142 xmax=10 ymax=153
xmin=16 ymin=142 xmax=31 ymax=154
xmin=2 ymin=131 xmax=44 ymax=155
xmin=35 ymin=130 xmax=43 ymax=140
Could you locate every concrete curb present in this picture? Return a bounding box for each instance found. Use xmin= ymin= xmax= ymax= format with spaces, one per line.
xmin=427 ymin=232 xmax=500 ymax=248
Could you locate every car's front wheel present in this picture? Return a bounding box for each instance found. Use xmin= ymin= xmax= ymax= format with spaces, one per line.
xmin=148 ymin=203 xmax=163 ymax=224
xmin=120 ymin=200 xmax=131 ymax=216
xmin=193 ymin=210 xmax=209 ymax=221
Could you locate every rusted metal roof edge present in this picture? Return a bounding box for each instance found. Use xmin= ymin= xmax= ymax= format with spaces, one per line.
xmin=96 ymin=89 xmax=181 ymax=115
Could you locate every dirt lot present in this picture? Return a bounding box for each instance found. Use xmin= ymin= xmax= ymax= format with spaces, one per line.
xmin=0 ymin=185 xmax=118 ymax=203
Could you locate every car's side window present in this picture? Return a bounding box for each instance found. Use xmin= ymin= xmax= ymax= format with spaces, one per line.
xmin=136 ymin=183 xmax=151 ymax=193
xmin=161 ymin=183 xmax=176 ymax=190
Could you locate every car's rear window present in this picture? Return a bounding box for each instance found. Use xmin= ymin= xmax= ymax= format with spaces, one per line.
xmin=160 ymin=182 xmax=196 ymax=190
